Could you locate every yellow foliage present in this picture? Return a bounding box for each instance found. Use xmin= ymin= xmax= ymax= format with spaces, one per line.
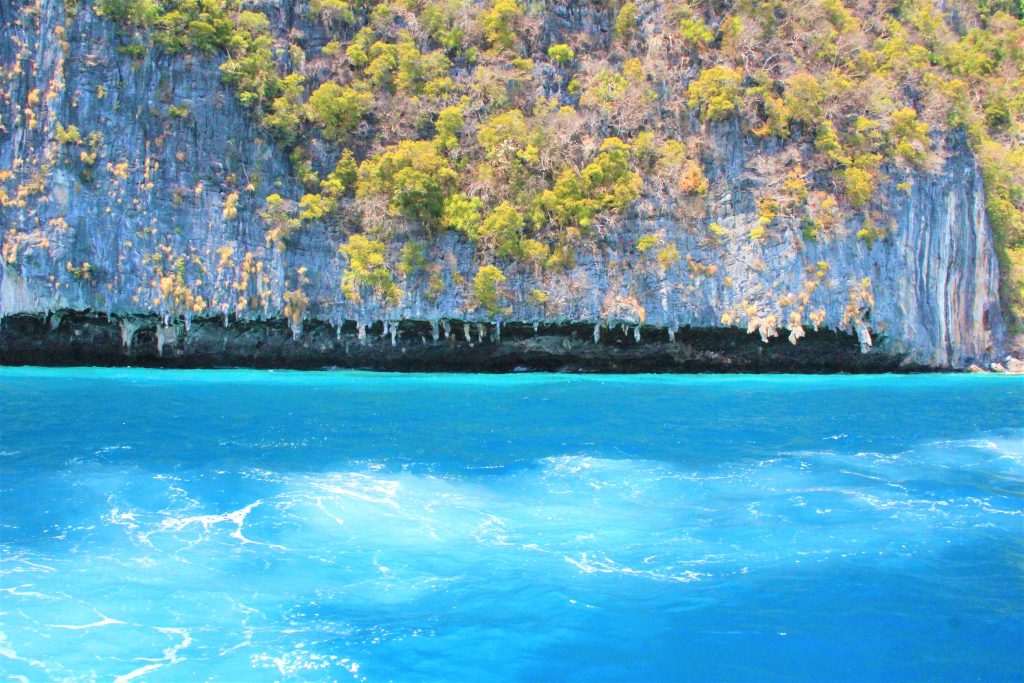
xmin=678 ymin=160 xmax=709 ymax=195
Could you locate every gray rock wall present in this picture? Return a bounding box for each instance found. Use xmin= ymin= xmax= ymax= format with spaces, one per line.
xmin=0 ymin=0 xmax=1007 ymax=368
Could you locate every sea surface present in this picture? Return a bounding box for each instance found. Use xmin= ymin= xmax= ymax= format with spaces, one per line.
xmin=1 ymin=368 xmax=1022 ymax=682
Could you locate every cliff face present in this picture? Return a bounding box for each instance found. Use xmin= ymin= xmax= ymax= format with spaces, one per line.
xmin=0 ymin=0 xmax=1012 ymax=369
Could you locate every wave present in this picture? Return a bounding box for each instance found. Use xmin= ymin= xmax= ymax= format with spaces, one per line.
xmin=2 ymin=432 xmax=1021 ymax=680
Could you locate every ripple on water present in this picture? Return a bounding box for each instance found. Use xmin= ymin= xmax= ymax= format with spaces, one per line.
xmin=1 ymin=371 xmax=1022 ymax=681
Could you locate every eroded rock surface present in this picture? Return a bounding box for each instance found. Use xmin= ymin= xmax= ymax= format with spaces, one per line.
xmin=0 ymin=0 xmax=1013 ymax=370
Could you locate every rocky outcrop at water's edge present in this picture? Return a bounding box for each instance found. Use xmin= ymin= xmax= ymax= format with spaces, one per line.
xmin=1 ymin=310 xmax=940 ymax=372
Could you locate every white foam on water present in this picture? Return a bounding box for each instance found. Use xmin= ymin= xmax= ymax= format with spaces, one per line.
xmin=0 ymin=585 xmax=55 ymax=600
xmin=50 ymin=615 xmax=124 ymax=630
xmin=564 ymin=552 xmax=707 ymax=583
xmin=0 ymin=630 xmax=51 ymax=678
xmin=113 ymin=626 xmax=193 ymax=682
xmin=308 ymin=473 xmax=401 ymax=508
xmin=251 ymin=650 xmax=362 ymax=679
xmin=150 ymin=500 xmax=287 ymax=549
xmin=2 ymin=431 xmax=1022 ymax=680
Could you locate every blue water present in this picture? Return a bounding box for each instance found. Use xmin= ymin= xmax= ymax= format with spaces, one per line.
xmin=1 ymin=368 xmax=1022 ymax=682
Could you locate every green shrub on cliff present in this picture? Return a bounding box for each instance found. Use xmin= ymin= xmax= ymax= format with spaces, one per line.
xmin=842 ymin=163 xmax=875 ymax=208
xmin=614 ymin=2 xmax=637 ymax=40
xmin=636 ymin=234 xmax=659 ymax=253
xmin=298 ymin=193 xmax=336 ymax=222
xmin=479 ymin=202 xmax=525 ymax=258
xmin=477 ymin=109 xmax=537 ymax=168
xmin=688 ymin=67 xmax=744 ymax=122
xmin=472 ymin=265 xmax=509 ymax=315
xmin=887 ymin=107 xmax=931 ymax=168
xmin=307 ymin=83 xmax=374 ymax=141
xmin=783 ymin=74 xmax=824 ymax=127
xmin=339 ymin=234 xmax=401 ymax=306
xmin=321 ymin=150 xmax=358 ymax=197
xmin=679 ymin=18 xmax=714 ymax=49
xmin=482 ymin=0 xmax=524 ymax=52
xmin=357 ymin=141 xmax=458 ymax=226
xmin=434 ymin=105 xmax=464 ymax=155
xmin=260 ymin=194 xmax=301 ymax=250
xmin=220 ymin=20 xmax=281 ymax=111
xmin=547 ymin=44 xmax=574 ymax=65
xmin=310 ymin=0 xmax=354 ymax=26
xmin=262 ymin=73 xmax=306 ymax=143
xmin=442 ymin=194 xmax=485 ymax=239
xmin=54 ymin=123 xmax=81 ymax=145
xmin=97 ymin=0 xmax=156 ymax=26
xmin=398 ymin=241 xmax=428 ymax=277
xmin=539 ymin=138 xmax=642 ymax=232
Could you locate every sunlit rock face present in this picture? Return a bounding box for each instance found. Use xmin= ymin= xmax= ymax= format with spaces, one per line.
xmin=0 ymin=0 xmax=1008 ymax=368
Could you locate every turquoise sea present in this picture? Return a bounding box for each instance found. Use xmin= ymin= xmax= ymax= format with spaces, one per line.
xmin=1 ymin=368 xmax=1022 ymax=681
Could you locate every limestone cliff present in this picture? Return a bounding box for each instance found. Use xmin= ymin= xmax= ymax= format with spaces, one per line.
xmin=0 ymin=0 xmax=1017 ymax=369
